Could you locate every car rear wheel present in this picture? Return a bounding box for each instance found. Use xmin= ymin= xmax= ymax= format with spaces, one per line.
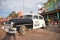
xmin=41 ymin=25 xmax=47 ymax=29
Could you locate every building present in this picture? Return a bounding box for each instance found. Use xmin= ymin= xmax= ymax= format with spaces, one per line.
xmin=41 ymin=0 xmax=60 ymax=23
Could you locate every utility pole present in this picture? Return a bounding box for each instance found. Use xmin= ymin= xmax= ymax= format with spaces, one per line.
xmin=23 ymin=0 xmax=24 ymax=13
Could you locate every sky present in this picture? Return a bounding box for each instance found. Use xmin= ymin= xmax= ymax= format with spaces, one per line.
xmin=0 ymin=0 xmax=48 ymax=18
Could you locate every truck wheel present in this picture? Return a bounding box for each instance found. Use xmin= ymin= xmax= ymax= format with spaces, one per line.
xmin=19 ymin=25 xmax=27 ymax=35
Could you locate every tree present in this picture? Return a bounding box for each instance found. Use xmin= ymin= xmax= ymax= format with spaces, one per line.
xmin=8 ymin=11 xmax=18 ymax=18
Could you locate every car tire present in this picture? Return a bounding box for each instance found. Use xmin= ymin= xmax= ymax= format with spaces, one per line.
xmin=41 ymin=25 xmax=47 ymax=29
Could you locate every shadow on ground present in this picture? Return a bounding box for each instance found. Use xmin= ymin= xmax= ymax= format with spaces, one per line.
xmin=2 ymin=33 xmax=16 ymax=40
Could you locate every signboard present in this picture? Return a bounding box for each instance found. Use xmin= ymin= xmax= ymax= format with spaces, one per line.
xmin=57 ymin=2 xmax=60 ymax=9
xmin=45 ymin=3 xmax=55 ymax=12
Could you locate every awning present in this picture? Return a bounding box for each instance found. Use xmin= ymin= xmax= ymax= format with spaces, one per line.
xmin=41 ymin=9 xmax=60 ymax=15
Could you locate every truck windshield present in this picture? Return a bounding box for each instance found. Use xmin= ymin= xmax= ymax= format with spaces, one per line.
xmin=23 ymin=15 xmax=32 ymax=19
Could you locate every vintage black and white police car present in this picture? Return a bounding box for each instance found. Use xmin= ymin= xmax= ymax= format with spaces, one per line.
xmin=2 ymin=14 xmax=46 ymax=34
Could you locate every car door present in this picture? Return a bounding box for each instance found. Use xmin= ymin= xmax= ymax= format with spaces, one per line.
xmin=38 ymin=15 xmax=44 ymax=27
xmin=33 ymin=15 xmax=40 ymax=29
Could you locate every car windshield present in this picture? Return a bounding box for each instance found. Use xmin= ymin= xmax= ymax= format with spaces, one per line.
xmin=23 ymin=15 xmax=32 ymax=19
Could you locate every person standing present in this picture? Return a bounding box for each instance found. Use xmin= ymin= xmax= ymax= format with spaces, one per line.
xmin=54 ymin=16 xmax=58 ymax=24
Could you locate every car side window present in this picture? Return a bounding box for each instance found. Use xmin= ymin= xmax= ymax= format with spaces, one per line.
xmin=34 ymin=15 xmax=38 ymax=19
xmin=39 ymin=16 xmax=43 ymax=19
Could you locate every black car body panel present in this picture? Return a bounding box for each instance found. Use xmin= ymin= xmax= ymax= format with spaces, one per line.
xmin=9 ymin=18 xmax=33 ymax=25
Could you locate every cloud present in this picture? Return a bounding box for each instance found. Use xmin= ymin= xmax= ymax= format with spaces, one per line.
xmin=0 ymin=0 xmax=48 ymax=17
xmin=0 ymin=0 xmax=48 ymax=11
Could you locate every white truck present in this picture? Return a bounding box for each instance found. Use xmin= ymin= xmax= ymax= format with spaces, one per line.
xmin=2 ymin=14 xmax=46 ymax=34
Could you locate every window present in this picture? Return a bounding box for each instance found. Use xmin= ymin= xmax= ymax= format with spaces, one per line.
xmin=39 ymin=16 xmax=43 ymax=19
xmin=34 ymin=15 xmax=38 ymax=19
xmin=23 ymin=15 xmax=32 ymax=19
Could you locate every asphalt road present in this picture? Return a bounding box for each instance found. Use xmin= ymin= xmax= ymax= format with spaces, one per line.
xmin=0 ymin=24 xmax=60 ymax=40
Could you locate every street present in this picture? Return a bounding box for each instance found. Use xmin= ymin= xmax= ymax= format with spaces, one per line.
xmin=0 ymin=0 xmax=60 ymax=40
xmin=0 ymin=24 xmax=60 ymax=40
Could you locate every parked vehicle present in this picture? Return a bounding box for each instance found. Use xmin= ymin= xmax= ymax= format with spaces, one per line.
xmin=2 ymin=14 xmax=46 ymax=34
